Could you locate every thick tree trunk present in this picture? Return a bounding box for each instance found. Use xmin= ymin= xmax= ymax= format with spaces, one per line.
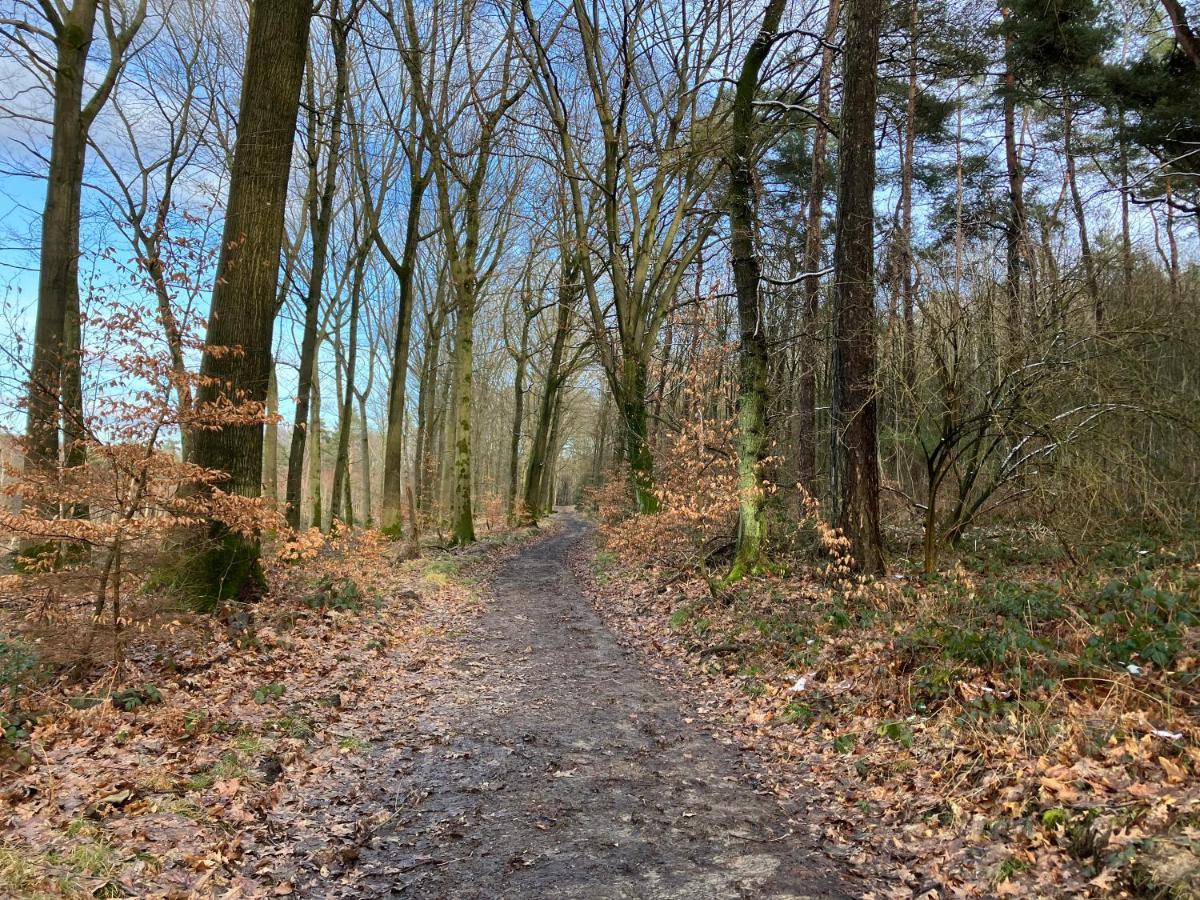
xmin=797 ymin=0 xmax=839 ymax=498
xmin=619 ymin=354 xmax=658 ymax=514
xmin=831 ymin=0 xmax=886 ymax=575
xmin=724 ymin=0 xmax=786 ymax=582
xmin=188 ymin=0 xmax=312 ymax=605
xmin=26 ymin=1 xmax=99 ymax=513
xmin=285 ymin=10 xmax=351 ymax=529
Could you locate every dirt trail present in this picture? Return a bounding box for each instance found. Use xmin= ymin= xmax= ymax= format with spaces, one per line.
xmin=296 ymin=514 xmax=858 ymax=898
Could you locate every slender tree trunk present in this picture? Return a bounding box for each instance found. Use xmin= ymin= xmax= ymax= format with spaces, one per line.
xmin=1165 ymin=177 xmax=1182 ymax=304
xmin=415 ymin=307 xmax=445 ymax=518
xmin=1118 ymin=108 xmax=1134 ymax=306
xmin=507 ymin=311 xmax=530 ymax=520
xmin=798 ymin=0 xmax=840 ymax=497
xmin=188 ymin=0 xmax=312 ymax=604
xmin=264 ymin=365 xmax=279 ymax=501
xmin=142 ymin=220 xmax=194 ymax=460
xmin=900 ymin=0 xmax=918 ymax=391
xmin=379 ymin=172 xmax=427 ymax=530
xmin=307 ymin=372 xmax=323 ymax=529
xmin=1001 ymin=11 xmax=1028 ymax=339
xmin=831 ymin=0 xmax=886 ymax=575
xmin=1063 ymin=91 xmax=1100 ymax=322
xmin=357 ymin=391 xmax=372 ymax=525
xmin=522 ymin=272 xmax=574 ymax=521
xmin=450 ymin=299 xmax=476 ymax=544
xmin=539 ymin=396 xmax=564 ymax=512
xmin=331 ymin=251 xmax=365 ymax=527
xmin=724 ymin=0 xmax=786 ymax=581
xmin=285 ymin=8 xmax=351 ymax=528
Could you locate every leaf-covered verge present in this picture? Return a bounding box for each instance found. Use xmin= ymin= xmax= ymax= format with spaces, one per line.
xmin=0 ymin=522 xmax=544 ymax=898
xmin=575 ymin=520 xmax=1200 ymax=898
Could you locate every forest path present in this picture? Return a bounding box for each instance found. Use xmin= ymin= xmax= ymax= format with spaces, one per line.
xmin=297 ymin=513 xmax=858 ymax=898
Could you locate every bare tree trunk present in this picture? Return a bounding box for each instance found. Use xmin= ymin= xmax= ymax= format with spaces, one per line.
xmin=449 ymin=296 xmax=476 ymax=544
xmin=26 ymin=1 xmax=100 ymax=521
xmin=307 ymin=368 xmax=323 ymax=530
xmin=285 ymin=5 xmax=351 ymax=528
xmin=264 ymin=365 xmax=279 ymax=501
xmin=331 ymin=249 xmax=366 ymax=527
xmin=378 ymin=164 xmax=428 ymax=531
xmin=188 ymin=0 xmax=312 ymax=604
xmin=798 ymin=0 xmax=840 ymax=497
xmin=1063 ymin=91 xmax=1100 ymax=322
xmin=724 ymin=0 xmax=786 ymax=581
xmin=900 ymin=0 xmax=918 ymax=391
xmin=1001 ymin=9 xmax=1029 ymax=339
xmin=831 ymin=0 xmax=887 ymax=575
xmin=1117 ymin=108 xmax=1134 ymax=306
xmin=522 ymin=269 xmax=575 ymax=522
xmin=357 ymin=390 xmax=372 ymax=525
xmin=507 ymin=309 xmax=531 ymax=521
xmin=415 ymin=306 xmax=446 ymax=518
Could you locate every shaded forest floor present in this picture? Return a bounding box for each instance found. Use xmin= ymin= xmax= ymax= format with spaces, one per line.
xmin=3 ymin=510 xmax=1197 ymax=898
xmin=0 ymin=523 xmax=537 ymax=897
xmin=1 ymin=514 xmax=864 ymax=898
xmin=578 ymin=516 xmax=1200 ymax=897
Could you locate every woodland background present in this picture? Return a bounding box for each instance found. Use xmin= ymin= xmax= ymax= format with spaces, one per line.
xmin=0 ymin=0 xmax=1198 ymax=895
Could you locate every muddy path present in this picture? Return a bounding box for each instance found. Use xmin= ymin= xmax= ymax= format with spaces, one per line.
xmin=293 ymin=514 xmax=860 ymax=898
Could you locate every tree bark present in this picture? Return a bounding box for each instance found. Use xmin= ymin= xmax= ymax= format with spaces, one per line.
xmin=264 ymin=365 xmax=279 ymax=501
xmin=188 ymin=0 xmax=312 ymax=604
xmin=307 ymin=370 xmax=323 ymax=529
xmin=522 ymin=263 xmax=575 ymax=522
xmin=449 ymin=300 xmax=476 ymax=544
xmin=26 ymin=1 xmax=100 ymax=511
xmin=1063 ymin=91 xmax=1100 ymax=322
xmin=1001 ymin=9 xmax=1029 ymax=340
xmin=378 ymin=167 xmax=427 ymax=531
xmin=724 ymin=0 xmax=786 ymax=581
xmin=330 ymin=249 xmax=366 ymax=528
xmin=831 ymin=0 xmax=887 ymax=575
xmin=797 ymin=0 xmax=840 ymax=497
xmin=285 ymin=7 xmax=351 ymax=528
xmin=507 ymin=307 xmax=531 ymax=521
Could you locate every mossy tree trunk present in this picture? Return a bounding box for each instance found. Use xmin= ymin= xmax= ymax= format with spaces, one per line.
xmin=723 ymin=0 xmax=786 ymax=583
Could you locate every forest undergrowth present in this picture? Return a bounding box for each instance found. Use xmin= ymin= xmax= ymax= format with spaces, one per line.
xmin=0 ymin=523 xmax=542 ymax=897
xmin=579 ymin=496 xmax=1200 ymax=898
